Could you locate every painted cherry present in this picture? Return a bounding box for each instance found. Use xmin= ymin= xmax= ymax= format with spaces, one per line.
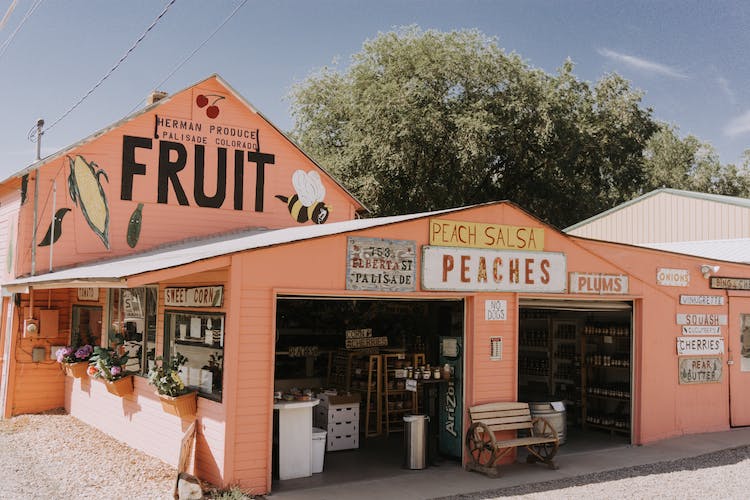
xmin=196 ymin=94 xmax=225 ymax=118
xmin=206 ymin=105 xmax=220 ymax=118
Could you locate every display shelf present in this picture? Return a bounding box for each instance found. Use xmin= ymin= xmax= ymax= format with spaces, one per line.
xmin=581 ymin=321 xmax=631 ymax=434
xmin=584 ymin=421 xmax=630 ymax=435
xmin=587 ymin=393 xmax=630 ymax=402
xmin=382 ymin=353 xmax=422 ymax=434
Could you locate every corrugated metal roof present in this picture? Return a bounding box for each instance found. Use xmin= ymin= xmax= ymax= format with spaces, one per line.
xmin=2 ymin=205 xmax=469 ymax=289
xmin=639 ymin=238 xmax=750 ymax=263
xmin=565 ymin=188 xmax=750 ymax=232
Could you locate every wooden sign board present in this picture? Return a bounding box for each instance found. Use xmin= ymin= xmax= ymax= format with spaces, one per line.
xmin=429 ymin=218 xmax=545 ymax=251
xmin=710 ymin=276 xmax=750 ymax=290
xmin=676 ymin=313 xmax=727 ymax=326
xmin=421 ymin=246 xmax=566 ymax=292
xmin=657 ymin=268 xmax=690 ymax=287
xmin=679 ymin=356 xmax=722 ymax=384
xmin=165 ymin=286 xmax=223 ymax=308
xmin=680 ymin=295 xmax=725 ymax=306
xmin=346 ymin=237 xmax=416 ymax=292
xmin=677 ymin=336 xmax=725 ymax=355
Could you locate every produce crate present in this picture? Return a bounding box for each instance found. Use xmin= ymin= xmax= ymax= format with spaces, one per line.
xmin=314 ymin=400 xmax=360 ymax=451
xmin=327 ymin=431 xmax=359 ymax=451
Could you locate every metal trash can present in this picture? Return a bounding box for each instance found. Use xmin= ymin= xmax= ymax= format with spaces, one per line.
xmin=403 ymin=414 xmax=429 ymax=469
xmin=529 ymin=401 xmax=566 ymax=445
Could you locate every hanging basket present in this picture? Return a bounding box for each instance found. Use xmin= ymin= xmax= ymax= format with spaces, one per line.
xmin=159 ymin=391 xmax=197 ymax=418
xmin=61 ymin=362 xmax=88 ymax=379
xmin=104 ymin=375 xmax=134 ymax=397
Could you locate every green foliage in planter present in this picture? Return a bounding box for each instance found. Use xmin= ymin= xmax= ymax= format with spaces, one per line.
xmin=148 ymin=353 xmax=190 ymax=397
xmin=89 ymin=346 xmax=129 ymax=381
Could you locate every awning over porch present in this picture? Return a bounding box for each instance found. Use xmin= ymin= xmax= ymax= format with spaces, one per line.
xmin=2 ymin=207 xmax=457 ymax=292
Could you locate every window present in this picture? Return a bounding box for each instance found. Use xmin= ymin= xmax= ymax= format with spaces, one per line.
xmin=108 ymin=287 xmax=158 ymax=376
xmin=164 ymin=310 xmax=224 ymax=401
xmin=71 ymin=305 xmax=103 ymax=347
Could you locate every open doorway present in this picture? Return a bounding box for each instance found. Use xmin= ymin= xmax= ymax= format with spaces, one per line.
xmin=272 ymin=296 xmax=464 ymax=490
xmin=517 ymin=303 xmax=633 ymax=452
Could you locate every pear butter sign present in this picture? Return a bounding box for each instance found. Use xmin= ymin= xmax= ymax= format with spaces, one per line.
xmin=679 ymin=356 xmax=722 ymax=384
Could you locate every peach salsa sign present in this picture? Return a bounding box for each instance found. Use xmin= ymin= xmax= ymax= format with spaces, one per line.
xmin=429 ymin=219 xmax=545 ymax=251
xmin=421 ymin=246 xmax=565 ymax=292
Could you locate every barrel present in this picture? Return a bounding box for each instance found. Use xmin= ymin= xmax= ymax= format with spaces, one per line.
xmin=529 ymin=401 xmax=566 ymax=445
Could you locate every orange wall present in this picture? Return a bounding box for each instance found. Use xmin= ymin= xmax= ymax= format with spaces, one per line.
xmin=63 ymin=268 xmax=229 ymax=486
xmin=13 ymin=76 xmax=361 ymax=278
xmin=574 ymin=238 xmax=749 ymax=442
xmin=223 ymin=203 xmax=750 ymax=492
xmin=8 ymin=288 xmax=72 ymax=416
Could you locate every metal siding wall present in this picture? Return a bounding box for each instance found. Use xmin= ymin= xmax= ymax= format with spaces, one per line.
xmin=569 ymin=192 xmax=750 ymax=244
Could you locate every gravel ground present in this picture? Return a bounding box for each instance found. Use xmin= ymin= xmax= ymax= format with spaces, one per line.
xmin=4 ymin=411 xmax=750 ymax=500
xmin=0 ymin=409 xmax=177 ymax=499
xmin=438 ymin=445 xmax=750 ymax=500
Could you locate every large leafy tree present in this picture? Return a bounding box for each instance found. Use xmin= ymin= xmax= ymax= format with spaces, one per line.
xmin=289 ymin=27 xmax=666 ymax=227
xmin=643 ymin=125 xmax=750 ymax=196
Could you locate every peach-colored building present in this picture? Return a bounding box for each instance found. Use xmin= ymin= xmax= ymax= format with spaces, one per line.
xmin=1 ymin=76 xmax=750 ymax=495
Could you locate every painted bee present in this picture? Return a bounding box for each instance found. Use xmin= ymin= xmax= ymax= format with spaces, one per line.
xmin=276 ymin=170 xmax=331 ymax=224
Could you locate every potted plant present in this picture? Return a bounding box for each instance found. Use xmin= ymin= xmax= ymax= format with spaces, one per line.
xmin=148 ymin=353 xmax=197 ymax=417
xmin=88 ymin=346 xmax=133 ymax=397
xmin=56 ymin=344 xmax=94 ymax=378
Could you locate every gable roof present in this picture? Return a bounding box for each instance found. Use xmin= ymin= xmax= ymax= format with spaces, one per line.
xmin=640 ymin=238 xmax=750 ymax=264
xmin=564 ymin=188 xmax=750 ymax=233
xmin=1 ymin=204 xmax=477 ymax=290
xmin=1 ymin=74 xmax=366 ymax=212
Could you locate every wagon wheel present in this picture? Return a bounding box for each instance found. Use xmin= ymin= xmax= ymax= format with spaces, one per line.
xmin=531 ymin=416 xmax=558 ymax=441
xmin=527 ymin=418 xmax=559 ymax=467
xmin=466 ymin=422 xmax=497 ymax=468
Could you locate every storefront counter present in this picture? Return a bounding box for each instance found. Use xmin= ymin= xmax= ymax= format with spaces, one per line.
xmin=273 ymin=399 xmax=321 ymax=479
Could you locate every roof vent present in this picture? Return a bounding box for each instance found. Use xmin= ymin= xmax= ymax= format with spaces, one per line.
xmin=147 ymin=90 xmax=168 ymax=105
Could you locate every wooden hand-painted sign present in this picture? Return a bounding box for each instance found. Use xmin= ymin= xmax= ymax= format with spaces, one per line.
xmin=346 ymin=237 xmax=416 ymax=292
xmin=421 ymin=246 xmax=565 ymax=292
xmin=679 ymin=356 xmax=722 ymax=384
xmin=429 ymin=219 xmax=544 ymax=251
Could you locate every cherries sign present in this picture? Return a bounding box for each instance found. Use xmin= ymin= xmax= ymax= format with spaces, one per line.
xmin=196 ymin=94 xmax=225 ymax=119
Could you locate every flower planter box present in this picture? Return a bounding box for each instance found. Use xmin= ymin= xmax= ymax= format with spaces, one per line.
xmin=103 ymin=376 xmax=134 ymax=397
xmin=61 ymin=362 xmax=88 ymax=379
xmin=159 ymin=391 xmax=197 ymax=417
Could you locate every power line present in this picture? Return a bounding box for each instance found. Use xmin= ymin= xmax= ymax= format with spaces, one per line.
xmin=128 ymin=0 xmax=248 ymax=114
xmin=0 ymin=0 xmax=43 ymax=60
xmin=0 ymin=0 xmax=19 ymax=33
xmin=38 ymin=0 xmax=178 ymax=137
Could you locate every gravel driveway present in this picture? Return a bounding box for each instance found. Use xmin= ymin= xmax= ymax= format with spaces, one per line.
xmin=4 ymin=410 xmax=750 ymax=500
xmin=0 ymin=409 xmax=176 ymax=499
xmin=439 ymin=445 xmax=750 ymax=499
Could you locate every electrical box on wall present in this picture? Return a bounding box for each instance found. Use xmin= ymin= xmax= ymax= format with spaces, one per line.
xmin=38 ymin=309 xmax=60 ymax=338
xmin=50 ymin=345 xmax=64 ymax=360
xmin=32 ymin=347 xmax=46 ymax=362
xmin=23 ymin=318 xmax=39 ymax=338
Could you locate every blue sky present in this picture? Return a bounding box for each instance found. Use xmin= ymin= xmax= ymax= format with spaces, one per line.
xmin=0 ymin=0 xmax=748 ymax=180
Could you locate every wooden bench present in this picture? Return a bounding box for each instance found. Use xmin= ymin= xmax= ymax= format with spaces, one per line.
xmin=465 ymin=402 xmax=559 ymax=477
